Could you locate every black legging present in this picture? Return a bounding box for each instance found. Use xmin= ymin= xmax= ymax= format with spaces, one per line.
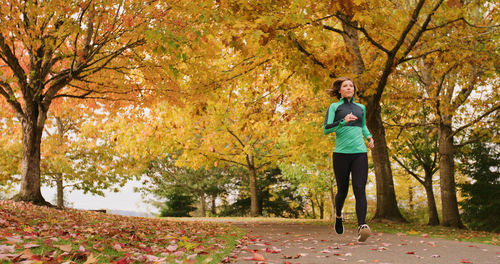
xmin=332 ymin=152 xmax=368 ymax=225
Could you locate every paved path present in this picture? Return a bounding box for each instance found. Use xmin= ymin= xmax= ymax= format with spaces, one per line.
xmin=225 ymin=221 xmax=499 ymax=264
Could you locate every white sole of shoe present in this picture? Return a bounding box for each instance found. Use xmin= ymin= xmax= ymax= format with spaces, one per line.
xmin=358 ymin=226 xmax=371 ymax=242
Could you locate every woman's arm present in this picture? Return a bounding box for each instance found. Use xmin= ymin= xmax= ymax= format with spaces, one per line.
xmin=324 ymin=103 xmax=346 ymax=135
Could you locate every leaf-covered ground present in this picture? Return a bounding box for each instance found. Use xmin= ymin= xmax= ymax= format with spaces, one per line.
xmin=0 ymin=200 xmax=243 ymax=264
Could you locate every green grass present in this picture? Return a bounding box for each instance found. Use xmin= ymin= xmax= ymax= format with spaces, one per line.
xmin=201 ymin=225 xmax=246 ymax=264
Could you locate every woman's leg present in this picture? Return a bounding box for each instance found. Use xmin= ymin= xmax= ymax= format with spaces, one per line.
xmin=351 ymin=153 xmax=368 ymax=225
xmin=332 ymin=152 xmax=352 ymax=217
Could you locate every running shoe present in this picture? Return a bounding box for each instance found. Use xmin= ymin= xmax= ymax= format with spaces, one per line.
xmin=334 ymin=216 xmax=344 ymax=234
xmin=357 ymin=224 xmax=371 ymax=242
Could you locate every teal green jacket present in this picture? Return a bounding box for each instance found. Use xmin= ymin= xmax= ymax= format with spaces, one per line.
xmin=323 ymin=97 xmax=372 ymax=153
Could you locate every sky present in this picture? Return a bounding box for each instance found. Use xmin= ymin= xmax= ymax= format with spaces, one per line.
xmin=40 ymin=179 xmax=160 ymax=216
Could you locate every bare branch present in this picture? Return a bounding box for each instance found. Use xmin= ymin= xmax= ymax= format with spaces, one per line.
xmin=278 ymin=14 xmax=336 ymax=31
xmin=426 ymin=17 xmax=465 ymax=31
xmin=322 ymin=24 xmax=344 ymax=34
xmin=226 ymin=128 xmax=246 ymax=148
xmin=393 ymin=0 xmax=430 ymax=56
xmin=435 ymin=64 xmax=458 ymax=118
xmin=398 ymin=0 xmax=445 ymax=64
xmin=392 ymin=155 xmax=425 ymax=185
xmin=289 ymin=34 xmax=335 ymax=77
xmin=0 ymin=81 xmax=25 ymax=118
xmin=399 ymin=49 xmax=445 ymax=63
xmin=334 ymin=13 xmax=390 ymax=54
xmin=451 ymin=104 xmax=500 ymax=138
xmin=0 ymin=34 xmax=28 ymax=89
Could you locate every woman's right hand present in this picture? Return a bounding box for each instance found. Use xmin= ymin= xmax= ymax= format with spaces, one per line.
xmin=344 ymin=112 xmax=358 ymax=123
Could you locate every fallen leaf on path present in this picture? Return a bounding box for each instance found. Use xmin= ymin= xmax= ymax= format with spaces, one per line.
xmin=54 ymin=244 xmax=72 ymax=252
xmin=406 ymin=251 xmax=415 ymax=254
xmin=265 ymin=246 xmax=281 ymax=253
xmin=19 ymin=249 xmax=33 ymax=259
xmin=282 ymin=254 xmax=301 ymax=259
xmin=460 ymin=259 xmax=472 ymax=263
xmin=6 ymin=237 xmax=23 ymax=243
xmin=166 ymin=244 xmax=178 ymax=252
xmin=408 ymin=230 xmax=419 ymax=235
xmin=0 ymin=245 xmax=15 ymax=253
xmin=23 ymin=243 xmax=39 ymax=249
xmin=243 ymin=252 xmax=266 ymax=261
xmin=83 ymin=253 xmax=98 ymax=264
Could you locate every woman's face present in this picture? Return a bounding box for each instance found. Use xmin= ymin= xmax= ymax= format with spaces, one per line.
xmin=339 ymin=80 xmax=355 ymax=99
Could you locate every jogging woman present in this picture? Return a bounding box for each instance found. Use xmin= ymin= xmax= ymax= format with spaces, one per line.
xmin=323 ymin=77 xmax=374 ymax=242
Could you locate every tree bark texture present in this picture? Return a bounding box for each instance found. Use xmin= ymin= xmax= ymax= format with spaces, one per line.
xmin=56 ymin=173 xmax=64 ymax=208
xmin=247 ymin=154 xmax=260 ymax=217
xmin=367 ymin=104 xmax=406 ymax=222
xmin=12 ymin=107 xmax=50 ymax=206
xmin=438 ymin=122 xmax=464 ymax=228
xmin=199 ymin=191 xmax=206 ymax=217
xmin=424 ymin=180 xmax=440 ymax=225
xmin=310 ymin=196 xmax=317 ymax=219
xmin=211 ymin=195 xmax=217 ymax=215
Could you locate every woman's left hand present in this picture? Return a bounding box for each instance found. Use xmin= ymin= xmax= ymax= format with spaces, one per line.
xmin=368 ymin=137 xmax=374 ymax=149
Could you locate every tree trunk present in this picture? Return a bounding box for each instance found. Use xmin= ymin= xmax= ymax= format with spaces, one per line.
xmin=56 ymin=173 xmax=64 ymax=208
xmin=438 ymin=122 xmax=464 ymax=228
xmin=55 ymin=117 xmax=65 ymax=208
xmin=199 ymin=191 xmax=206 ymax=217
xmin=310 ymin=196 xmax=317 ymax=219
xmin=368 ymin=105 xmax=406 ymax=222
xmin=409 ymin=185 xmax=414 ymax=212
xmin=423 ymin=180 xmax=440 ymax=225
xmin=247 ymin=154 xmax=260 ymax=217
xmin=12 ymin=108 xmax=50 ymax=206
xmin=316 ymin=195 xmax=325 ymax=219
xmin=211 ymin=194 xmax=217 ymax=215
xmin=340 ymin=15 xmax=405 ymax=222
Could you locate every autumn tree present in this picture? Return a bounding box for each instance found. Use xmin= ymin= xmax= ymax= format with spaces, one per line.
xmin=205 ymin=0 xmax=487 ymax=222
xmin=170 ymin=69 xmax=293 ymax=216
xmin=42 ymin=102 xmax=141 ymax=207
xmin=0 ymin=0 xmax=204 ymax=204
xmin=390 ymin=0 xmax=498 ymax=227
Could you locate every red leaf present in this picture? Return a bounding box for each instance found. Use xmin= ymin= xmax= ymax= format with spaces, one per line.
xmin=243 ymin=253 xmax=266 ymax=261
xmin=406 ymin=251 xmax=415 ymax=254
xmin=461 ymin=260 xmax=472 ymax=263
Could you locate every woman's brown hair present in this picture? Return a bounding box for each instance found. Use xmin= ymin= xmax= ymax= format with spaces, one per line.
xmin=326 ymin=77 xmax=356 ymax=99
